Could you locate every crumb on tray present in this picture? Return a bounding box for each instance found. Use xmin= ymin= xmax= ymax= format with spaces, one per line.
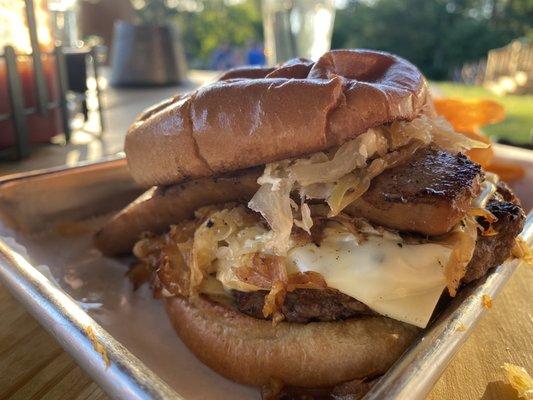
xmin=502 ymin=362 xmax=533 ymax=399
xmin=84 ymin=326 xmax=110 ymax=368
xmin=482 ymin=294 xmax=493 ymax=309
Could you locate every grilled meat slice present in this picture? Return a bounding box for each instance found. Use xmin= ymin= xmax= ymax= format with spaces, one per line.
xmin=462 ymin=182 xmax=525 ymax=283
xmin=232 ymin=288 xmax=373 ymax=323
xmin=345 ymin=146 xmax=482 ymax=236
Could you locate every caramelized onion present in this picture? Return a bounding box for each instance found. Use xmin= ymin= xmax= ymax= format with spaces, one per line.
xmin=235 ymin=254 xmax=288 ymax=320
xmin=439 ymin=216 xmax=478 ymax=296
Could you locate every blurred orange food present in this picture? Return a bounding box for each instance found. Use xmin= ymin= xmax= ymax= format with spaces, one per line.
xmin=434 ymin=98 xmax=505 ymax=133
xmin=484 ymin=161 xmax=525 ymax=181
xmin=433 ymin=98 xmax=524 ymax=181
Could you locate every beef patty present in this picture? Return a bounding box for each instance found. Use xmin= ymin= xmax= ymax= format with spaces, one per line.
xmin=233 ymin=183 xmax=525 ymax=323
xmin=233 ymin=288 xmax=374 ymax=323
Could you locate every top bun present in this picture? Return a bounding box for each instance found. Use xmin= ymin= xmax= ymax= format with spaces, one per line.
xmin=125 ymin=49 xmax=430 ymax=187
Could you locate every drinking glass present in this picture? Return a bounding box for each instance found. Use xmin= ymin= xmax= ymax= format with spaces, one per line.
xmin=262 ymin=0 xmax=336 ymax=65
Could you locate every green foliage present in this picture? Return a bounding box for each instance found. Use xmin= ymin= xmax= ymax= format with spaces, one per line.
xmin=148 ymin=0 xmax=531 ymax=76
xmin=435 ymin=82 xmax=533 ymax=145
xmin=130 ymin=0 xmax=180 ymax=25
xmin=175 ymin=0 xmax=263 ymax=67
xmin=332 ymin=0 xmax=533 ymax=79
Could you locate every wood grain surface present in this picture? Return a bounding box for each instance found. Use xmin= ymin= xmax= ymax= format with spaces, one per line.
xmin=0 ymin=284 xmax=107 ymax=400
xmin=1 ymin=260 xmax=530 ymax=400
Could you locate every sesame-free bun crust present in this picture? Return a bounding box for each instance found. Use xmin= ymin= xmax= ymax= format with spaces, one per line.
xmin=165 ymin=295 xmax=420 ymax=388
xmin=126 ymin=49 xmax=430 ymax=187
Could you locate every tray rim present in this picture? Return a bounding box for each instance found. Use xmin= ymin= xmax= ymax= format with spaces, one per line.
xmin=0 ymin=155 xmax=182 ymax=400
xmin=0 ymin=153 xmax=126 ymax=186
xmin=0 ymin=156 xmax=531 ymax=400
xmin=0 ymin=238 xmax=182 ymax=400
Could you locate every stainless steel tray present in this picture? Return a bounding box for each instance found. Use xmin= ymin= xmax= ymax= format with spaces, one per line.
xmin=0 ymin=155 xmax=531 ymax=400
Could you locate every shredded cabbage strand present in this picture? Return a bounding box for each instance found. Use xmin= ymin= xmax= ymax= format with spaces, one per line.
xmin=438 ymin=215 xmax=478 ymax=296
xmin=187 ymin=206 xmax=260 ymax=294
xmin=248 ymin=115 xmax=486 ymax=255
xmin=248 ymin=165 xmax=295 ymax=254
xmin=429 ymin=116 xmax=489 ymax=152
xmin=289 ymin=128 xmax=388 ymax=186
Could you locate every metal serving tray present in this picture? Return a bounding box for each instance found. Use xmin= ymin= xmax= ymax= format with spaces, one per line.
xmin=0 ymin=153 xmax=531 ymax=400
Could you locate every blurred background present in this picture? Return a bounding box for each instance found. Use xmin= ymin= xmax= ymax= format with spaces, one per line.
xmin=0 ymin=0 xmax=531 ymax=171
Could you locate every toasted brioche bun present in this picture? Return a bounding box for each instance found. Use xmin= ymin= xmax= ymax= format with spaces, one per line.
xmin=165 ymin=295 xmax=420 ymax=388
xmin=125 ymin=49 xmax=430 ymax=187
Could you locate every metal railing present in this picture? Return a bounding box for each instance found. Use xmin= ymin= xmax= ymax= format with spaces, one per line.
xmin=0 ymin=0 xmax=103 ymax=160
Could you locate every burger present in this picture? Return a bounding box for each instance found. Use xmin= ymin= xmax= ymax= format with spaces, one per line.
xmin=94 ymin=50 xmax=525 ymax=394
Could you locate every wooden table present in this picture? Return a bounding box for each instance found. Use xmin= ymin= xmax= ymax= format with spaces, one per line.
xmin=0 ymin=76 xmax=531 ymax=399
xmin=0 ymin=285 xmax=106 ymax=400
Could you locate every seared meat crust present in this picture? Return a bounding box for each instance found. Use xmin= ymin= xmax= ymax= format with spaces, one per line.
xmin=462 ymin=181 xmax=525 ymax=283
xmin=233 ymin=288 xmax=373 ymax=323
xmin=345 ymin=147 xmax=482 ymax=236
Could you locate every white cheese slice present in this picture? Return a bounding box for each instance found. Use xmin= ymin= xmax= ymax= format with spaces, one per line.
xmin=286 ymin=230 xmax=451 ymax=328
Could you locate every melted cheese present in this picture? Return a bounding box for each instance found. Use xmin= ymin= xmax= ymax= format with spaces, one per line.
xmin=285 ymin=227 xmax=451 ymax=328
xmin=214 ymin=224 xmax=452 ymax=328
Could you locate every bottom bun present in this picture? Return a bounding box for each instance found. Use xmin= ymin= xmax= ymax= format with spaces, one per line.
xmin=165 ymin=295 xmax=420 ymax=388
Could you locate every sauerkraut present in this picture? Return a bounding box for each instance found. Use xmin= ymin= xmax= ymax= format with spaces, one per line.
xmin=512 ymin=237 xmax=533 ymax=264
xmin=438 ymin=216 xmax=478 ymax=296
xmin=249 ymin=115 xmax=487 ymax=254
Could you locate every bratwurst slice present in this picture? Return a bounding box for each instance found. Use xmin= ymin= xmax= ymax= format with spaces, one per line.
xmin=94 ymin=168 xmax=261 ymax=256
xmin=345 ymin=146 xmax=482 ymax=236
xmin=95 ymin=147 xmax=482 ymax=256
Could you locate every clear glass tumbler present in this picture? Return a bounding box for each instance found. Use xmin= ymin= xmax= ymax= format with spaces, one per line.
xmin=262 ymin=0 xmax=335 ymax=65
